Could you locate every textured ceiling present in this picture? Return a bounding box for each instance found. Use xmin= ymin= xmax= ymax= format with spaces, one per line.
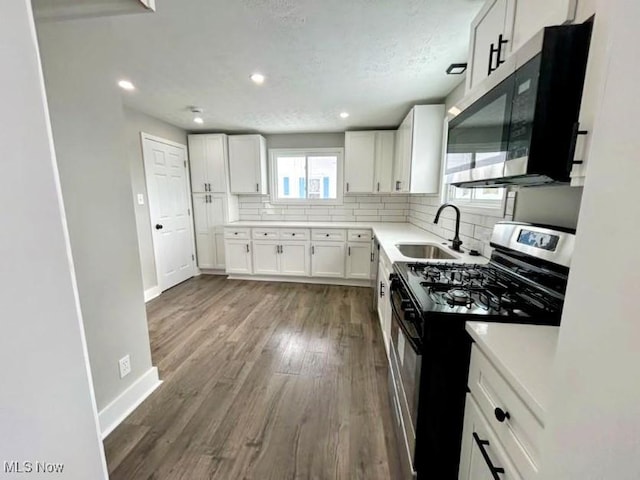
xmin=111 ymin=0 xmax=483 ymax=133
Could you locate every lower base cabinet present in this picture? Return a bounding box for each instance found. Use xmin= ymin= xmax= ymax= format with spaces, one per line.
xmin=311 ymin=242 xmax=346 ymax=278
xmin=252 ymin=240 xmax=310 ymax=276
xmin=346 ymin=242 xmax=372 ymax=279
xmin=193 ymin=194 xmax=228 ymax=269
xmin=459 ymin=394 xmax=521 ymax=480
xmin=224 ymin=239 xmax=252 ymax=274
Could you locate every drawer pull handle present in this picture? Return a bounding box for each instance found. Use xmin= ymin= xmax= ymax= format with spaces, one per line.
xmin=472 ymin=432 xmax=505 ymax=479
xmin=494 ymin=407 xmax=510 ymax=423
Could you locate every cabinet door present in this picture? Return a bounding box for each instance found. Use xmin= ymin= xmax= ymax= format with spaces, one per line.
xmin=374 ymin=131 xmax=395 ymax=193
xmin=346 ymin=242 xmax=372 ymax=279
xmin=466 ymin=0 xmax=510 ymax=92
xmin=188 ymin=135 xmax=208 ymax=193
xmin=394 ymin=111 xmax=413 ymax=193
xmin=459 ymin=394 xmax=522 ymax=480
xmin=192 ymin=194 xmax=215 ymax=268
xmin=280 ymin=242 xmax=310 ymax=277
xmin=252 ymin=241 xmax=280 ymax=275
xmin=510 ymin=0 xmax=576 ymax=55
xmin=224 ymin=240 xmax=253 ymax=274
xmin=205 ymin=135 xmax=228 ymax=193
xmin=213 ymin=233 xmax=226 ymax=270
xmin=228 ymin=135 xmax=266 ymax=194
xmin=311 ymin=242 xmax=345 ymax=278
xmin=345 ymin=131 xmax=375 ymax=193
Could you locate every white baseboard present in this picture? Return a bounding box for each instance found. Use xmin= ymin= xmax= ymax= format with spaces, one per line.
xmin=227 ymin=274 xmax=372 ymax=288
xmin=99 ymin=367 xmax=162 ymax=439
xmin=144 ymin=286 xmax=161 ymax=302
xmin=199 ymin=268 xmax=227 ymax=276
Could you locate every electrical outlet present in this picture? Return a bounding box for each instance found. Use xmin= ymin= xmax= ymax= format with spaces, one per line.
xmin=137 ymin=194 xmax=145 ymax=205
xmin=119 ymin=355 xmax=131 ymax=379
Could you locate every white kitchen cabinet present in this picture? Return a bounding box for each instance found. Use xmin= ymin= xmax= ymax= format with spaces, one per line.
xmin=466 ymin=0 xmax=577 ymax=93
xmin=228 ymin=134 xmax=268 ymax=194
xmin=224 ymin=239 xmax=253 ymax=274
xmin=188 ymin=134 xmax=229 ymax=193
xmin=252 ymin=241 xmax=280 ymax=275
xmin=459 ymin=394 xmax=522 ymax=480
xmin=345 ymin=131 xmax=396 ymax=194
xmin=393 ymin=105 xmax=444 ymax=194
xmin=346 ymin=242 xmax=372 ymax=280
xmin=311 ymin=242 xmax=345 ymax=278
xmin=345 ymin=131 xmax=376 ymax=193
xmin=374 ymin=131 xmax=395 ymax=193
xmin=376 ymin=252 xmax=393 ymax=354
xmin=192 ymin=193 xmax=227 ymax=270
xmin=251 ymin=240 xmax=310 ymax=277
xmin=279 ymin=241 xmax=310 ymax=276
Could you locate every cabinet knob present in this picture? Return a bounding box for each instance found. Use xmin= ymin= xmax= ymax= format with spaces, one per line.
xmin=155 ymin=224 xmax=163 ymax=230
xmin=326 ymin=234 xmax=330 ymax=237
xmin=494 ymin=407 xmax=510 ymax=423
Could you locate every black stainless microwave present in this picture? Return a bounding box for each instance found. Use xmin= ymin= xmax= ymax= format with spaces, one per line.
xmin=445 ymin=22 xmax=592 ymax=188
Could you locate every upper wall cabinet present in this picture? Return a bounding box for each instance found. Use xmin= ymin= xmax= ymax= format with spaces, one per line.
xmin=393 ymin=105 xmax=445 ymax=194
xmin=344 ymin=131 xmax=395 ymax=194
xmin=228 ymin=135 xmax=268 ymax=194
xmin=188 ymin=134 xmax=229 ymax=193
xmin=466 ymin=0 xmax=577 ymax=93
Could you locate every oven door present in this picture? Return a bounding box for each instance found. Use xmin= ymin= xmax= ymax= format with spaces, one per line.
xmin=388 ymin=281 xmax=422 ymax=478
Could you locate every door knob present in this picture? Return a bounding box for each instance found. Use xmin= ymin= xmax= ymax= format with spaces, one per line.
xmin=155 ymin=224 xmax=163 ymax=230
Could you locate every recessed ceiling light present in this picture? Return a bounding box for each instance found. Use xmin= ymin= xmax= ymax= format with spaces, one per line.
xmin=446 ymin=63 xmax=468 ymax=75
xmin=340 ymin=112 xmax=350 ymax=119
xmin=193 ymin=117 xmax=204 ymax=124
xmin=250 ymin=73 xmax=265 ymax=85
xmin=448 ymin=106 xmax=462 ymax=117
xmin=118 ymin=80 xmax=135 ymax=91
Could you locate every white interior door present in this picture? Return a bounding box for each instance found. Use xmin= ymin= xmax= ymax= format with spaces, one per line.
xmin=142 ymin=134 xmax=195 ymax=291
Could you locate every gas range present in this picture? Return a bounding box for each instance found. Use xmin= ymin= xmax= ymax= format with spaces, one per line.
xmin=394 ymin=260 xmax=564 ymax=320
xmin=386 ymin=222 xmax=575 ymax=480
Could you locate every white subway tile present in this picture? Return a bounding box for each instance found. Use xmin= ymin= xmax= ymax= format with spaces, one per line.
xmin=380 ymin=215 xmax=407 ymax=222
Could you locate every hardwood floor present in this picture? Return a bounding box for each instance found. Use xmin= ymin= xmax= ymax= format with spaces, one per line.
xmin=104 ymin=275 xmax=401 ymax=480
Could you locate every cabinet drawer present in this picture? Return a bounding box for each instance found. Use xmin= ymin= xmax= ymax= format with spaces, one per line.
xmin=348 ymin=229 xmax=371 ymax=242
xmin=252 ymin=228 xmax=279 ymax=240
xmin=311 ymin=229 xmax=346 ymax=241
xmin=280 ymin=228 xmax=309 ymax=240
xmin=468 ymin=345 xmax=542 ymax=480
xmin=224 ymin=227 xmax=251 ymax=239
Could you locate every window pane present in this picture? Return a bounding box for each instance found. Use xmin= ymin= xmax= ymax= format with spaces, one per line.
xmin=450 ymin=186 xmax=472 ymax=201
xmin=276 ymin=156 xmax=306 ymax=199
xmin=474 ymin=187 xmax=505 ymax=201
xmin=308 ymin=156 xmax=337 ymax=199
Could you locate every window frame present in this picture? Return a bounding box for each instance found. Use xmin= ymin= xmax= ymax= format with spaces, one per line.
xmin=268 ymin=147 xmax=344 ymax=205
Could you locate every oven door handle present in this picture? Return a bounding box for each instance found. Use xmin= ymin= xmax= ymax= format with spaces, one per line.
xmin=472 ymin=432 xmax=505 ymax=480
xmin=391 ymin=306 xmax=422 ymax=353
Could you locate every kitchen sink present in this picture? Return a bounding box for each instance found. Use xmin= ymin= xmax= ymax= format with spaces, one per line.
xmin=395 ymin=243 xmax=457 ymax=260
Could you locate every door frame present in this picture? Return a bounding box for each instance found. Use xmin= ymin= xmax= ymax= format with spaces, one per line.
xmin=141 ymin=132 xmax=197 ymax=291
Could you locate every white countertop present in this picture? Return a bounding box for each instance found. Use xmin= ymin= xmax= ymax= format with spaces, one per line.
xmin=225 ymin=221 xmax=488 ymax=264
xmin=466 ymin=321 xmax=559 ymax=422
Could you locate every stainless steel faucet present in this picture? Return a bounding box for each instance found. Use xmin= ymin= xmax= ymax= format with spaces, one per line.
xmin=434 ymin=203 xmax=463 ymax=252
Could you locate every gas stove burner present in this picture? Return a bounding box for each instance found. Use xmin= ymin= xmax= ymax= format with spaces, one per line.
xmin=444 ymin=288 xmax=473 ymax=306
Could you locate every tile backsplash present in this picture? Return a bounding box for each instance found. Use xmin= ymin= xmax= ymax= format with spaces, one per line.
xmin=237 ymin=194 xmax=410 ymax=222
xmin=407 ymin=192 xmax=516 ymax=258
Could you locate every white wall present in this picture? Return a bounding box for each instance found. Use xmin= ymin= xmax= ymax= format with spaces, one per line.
xmin=124 ymin=107 xmax=188 ymax=292
xmin=0 ymin=0 xmax=107 ymax=477
xmin=35 ymin=17 xmax=155 ymax=412
xmin=541 ymin=0 xmax=640 ymax=478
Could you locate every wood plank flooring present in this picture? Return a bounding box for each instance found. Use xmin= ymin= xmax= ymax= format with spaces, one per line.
xmin=104 ymin=276 xmax=401 ymax=480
